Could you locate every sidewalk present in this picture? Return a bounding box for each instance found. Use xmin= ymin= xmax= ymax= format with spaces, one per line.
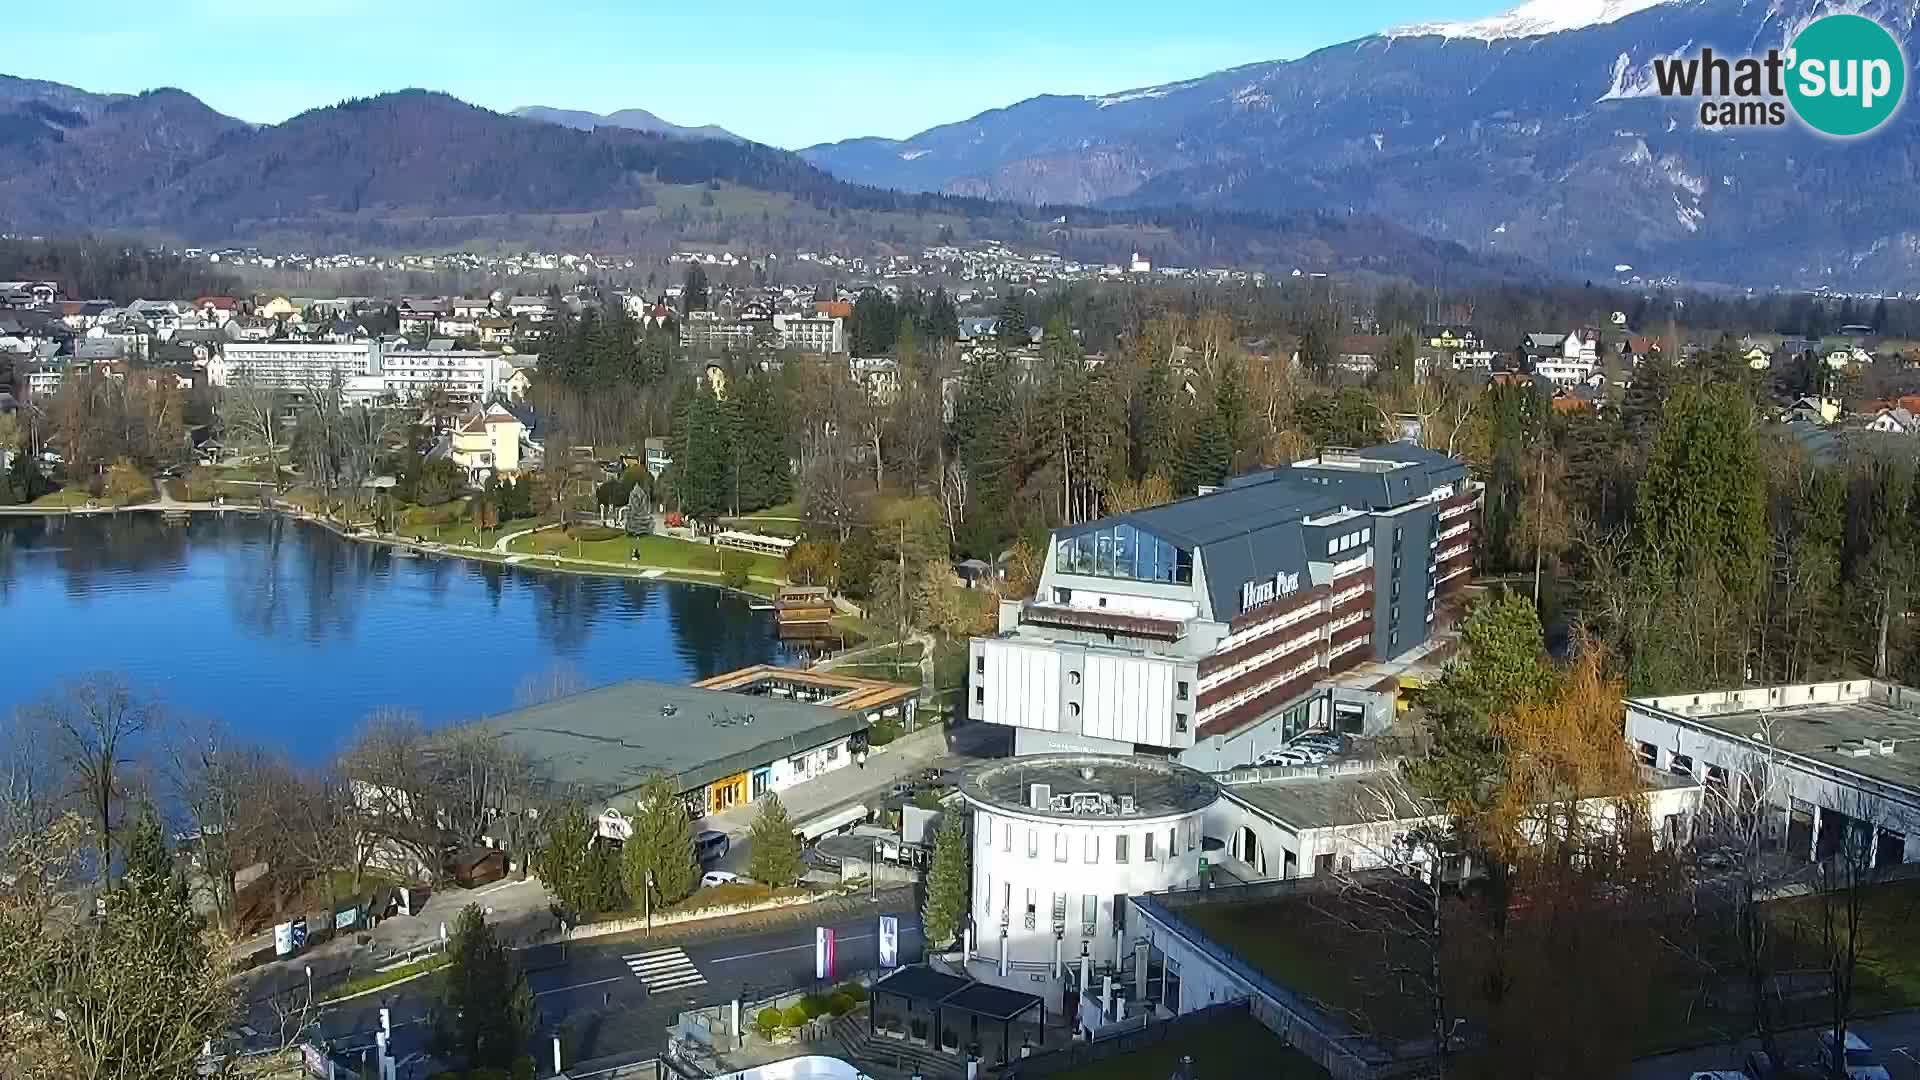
xmin=704 ymin=723 xmax=954 ymax=856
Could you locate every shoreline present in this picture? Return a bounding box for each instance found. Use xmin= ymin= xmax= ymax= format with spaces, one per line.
xmin=1 ymin=497 xmax=816 ymax=616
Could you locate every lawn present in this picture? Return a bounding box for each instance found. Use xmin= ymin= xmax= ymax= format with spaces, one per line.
xmin=1049 ymin=1010 xmax=1327 ymax=1080
xmin=510 ymin=529 xmax=786 ymax=581
xmin=29 ymin=488 xmax=94 ymax=508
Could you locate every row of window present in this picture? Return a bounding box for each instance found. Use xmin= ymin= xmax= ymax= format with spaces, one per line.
xmin=981 ymin=882 xmax=1108 ymax=933
xmin=1054 ymin=524 xmax=1194 ymax=584
xmin=1327 ymin=527 xmax=1371 ymax=556
xmin=983 ymin=817 xmax=1199 ymax=864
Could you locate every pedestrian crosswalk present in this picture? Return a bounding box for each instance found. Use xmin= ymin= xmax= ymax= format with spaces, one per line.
xmin=623 ymin=946 xmax=707 ymax=992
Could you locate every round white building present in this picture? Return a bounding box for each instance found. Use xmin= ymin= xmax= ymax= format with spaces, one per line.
xmin=958 ymin=754 xmax=1218 ymax=971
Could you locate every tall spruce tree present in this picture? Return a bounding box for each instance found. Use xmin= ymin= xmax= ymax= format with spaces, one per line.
xmin=673 ymin=383 xmax=734 ymax=525
xmin=747 ymin=794 xmax=803 ymax=888
xmin=430 ymin=904 xmax=537 ymax=1073
xmin=622 ymin=776 xmax=699 ymax=909
xmin=536 ymin=806 xmax=596 ymax=917
xmin=731 ymin=369 xmax=791 ymax=512
xmin=921 ymin=812 xmax=970 ymax=948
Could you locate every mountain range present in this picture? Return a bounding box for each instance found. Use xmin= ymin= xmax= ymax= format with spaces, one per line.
xmin=510 ymin=105 xmax=741 ymax=143
xmin=0 ymin=77 xmax=1527 ymax=284
xmin=798 ymin=0 xmax=1920 ymax=289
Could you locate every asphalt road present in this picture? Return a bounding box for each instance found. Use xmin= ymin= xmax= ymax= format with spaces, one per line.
xmin=1628 ymin=1010 xmax=1920 ymax=1078
xmin=282 ymin=895 xmax=926 ymax=1073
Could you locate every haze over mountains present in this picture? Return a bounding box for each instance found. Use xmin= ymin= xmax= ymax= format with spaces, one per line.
xmin=0 ymin=75 xmax=1529 ymax=285
xmin=4 ymin=0 xmax=1917 ymax=288
xmin=510 ymin=105 xmax=741 ymax=143
xmin=799 ymin=0 xmax=1920 ymax=289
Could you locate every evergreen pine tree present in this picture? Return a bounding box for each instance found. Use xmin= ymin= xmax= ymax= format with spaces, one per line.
xmin=683 ymin=265 xmax=710 ymax=313
xmin=124 ymin=804 xmax=172 ymax=887
xmin=625 ymin=480 xmax=654 ymax=536
xmin=536 ymin=806 xmax=596 ymax=917
xmin=920 ymin=812 xmax=970 ymax=948
xmin=583 ymin=840 xmax=627 ymax=914
xmin=622 ymin=776 xmax=699 ymax=909
xmin=675 ymin=384 xmax=734 ymax=525
xmin=747 ymin=794 xmax=803 ymax=888
xmin=430 ymin=904 xmax=538 ymax=1073
xmin=1175 ymin=413 xmax=1231 ymax=495
xmin=996 ymin=294 xmax=1029 ymax=345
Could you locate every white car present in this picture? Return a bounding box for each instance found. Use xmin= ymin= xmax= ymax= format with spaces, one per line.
xmin=700 ymin=871 xmax=740 ymax=888
xmin=1818 ymin=1031 xmax=1891 ymax=1080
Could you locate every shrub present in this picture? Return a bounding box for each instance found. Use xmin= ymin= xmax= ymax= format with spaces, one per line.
xmin=868 ymin=717 xmax=901 ymax=747
xmin=826 ymin=991 xmax=856 ymax=1016
xmin=720 ymin=549 xmax=751 ymax=590
xmin=756 ymin=1007 xmax=784 ymax=1038
xmin=782 ymin=1005 xmax=810 ymax=1030
xmin=796 ymin=994 xmax=830 ymax=1019
xmin=841 ymin=982 xmax=868 ymax=1002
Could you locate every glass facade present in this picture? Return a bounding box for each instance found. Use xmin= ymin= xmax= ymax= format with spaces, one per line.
xmin=1055 ymin=523 xmax=1193 ymax=584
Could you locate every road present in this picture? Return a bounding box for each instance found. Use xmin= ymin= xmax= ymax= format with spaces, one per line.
xmin=277 ymin=897 xmax=925 ymax=1072
xmin=1628 ymin=1011 xmax=1920 ymax=1078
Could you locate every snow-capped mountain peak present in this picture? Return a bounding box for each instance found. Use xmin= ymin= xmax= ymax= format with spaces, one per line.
xmin=1390 ymin=0 xmax=1681 ymax=40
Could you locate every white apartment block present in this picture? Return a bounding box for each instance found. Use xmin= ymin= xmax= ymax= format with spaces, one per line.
xmin=376 ymin=347 xmax=501 ymax=403
xmin=211 ymin=343 xmax=378 ymax=390
xmin=774 ymin=314 xmax=846 ymax=354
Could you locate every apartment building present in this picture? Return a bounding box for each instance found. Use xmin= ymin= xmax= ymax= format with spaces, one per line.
xmin=376 ymin=345 xmax=501 ymax=402
xmin=774 ymin=314 xmax=846 ymax=354
xmin=968 ymin=444 xmax=1478 ymax=768
xmin=210 ymin=342 xmax=378 ymax=390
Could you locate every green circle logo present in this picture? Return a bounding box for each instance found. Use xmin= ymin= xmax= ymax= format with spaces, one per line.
xmin=1787 ymin=13 xmax=1907 ymax=137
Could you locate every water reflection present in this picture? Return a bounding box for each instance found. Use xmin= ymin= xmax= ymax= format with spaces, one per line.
xmin=0 ymin=514 xmax=799 ymax=759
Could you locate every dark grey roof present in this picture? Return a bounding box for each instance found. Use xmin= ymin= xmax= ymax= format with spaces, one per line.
xmin=960 ymin=754 xmax=1218 ymax=820
xmin=470 ymin=679 xmax=870 ymax=801
xmin=1057 ymin=444 xmax=1463 ymax=618
xmin=871 ymin=966 xmax=1043 ymax=1021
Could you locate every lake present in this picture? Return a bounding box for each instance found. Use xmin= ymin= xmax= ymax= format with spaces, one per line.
xmin=0 ymin=513 xmax=801 ymax=760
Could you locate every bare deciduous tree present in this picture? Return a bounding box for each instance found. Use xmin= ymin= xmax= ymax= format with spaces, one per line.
xmin=27 ymin=675 xmax=157 ymax=882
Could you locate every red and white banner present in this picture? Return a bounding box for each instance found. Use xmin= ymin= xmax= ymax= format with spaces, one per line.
xmin=815 ymin=926 xmax=836 ymax=980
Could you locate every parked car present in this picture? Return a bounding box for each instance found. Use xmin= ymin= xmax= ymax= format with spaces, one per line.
xmin=700 ymin=871 xmax=740 ymax=888
xmin=694 ymin=830 xmax=730 ymax=864
xmin=1817 ymin=1031 xmax=1891 ymax=1080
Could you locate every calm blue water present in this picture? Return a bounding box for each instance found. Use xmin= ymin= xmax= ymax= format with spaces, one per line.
xmin=0 ymin=513 xmax=799 ymax=760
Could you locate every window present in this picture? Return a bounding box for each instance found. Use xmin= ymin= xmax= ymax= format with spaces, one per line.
xmin=1175 ymin=713 xmax=1189 ymax=733
xmin=1055 ymin=832 xmax=1068 ymax=862
xmin=1069 ymin=670 xmax=1082 ymax=686
xmin=825 ymin=745 xmax=838 ymax=762
xmin=1024 ymin=889 xmax=1037 ymax=930
xmin=1144 ymin=832 xmax=1158 ymax=862
xmin=1085 ymin=834 xmax=1098 ymax=863
xmin=1169 ymin=827 xmax=1179 ymax=857
xmin=1068 ymin=702 xmax=1082 ymax=718
xmin=1028 ymin=829 xmax=1039 ymax=858
xmin=975 ymin=654 xmax=985 ymax=675
xmin=1003 ymin=824 xmax=1012 ymax=852
xmin=1187 ymin=821 xmax=1198 ymax=852
xmin=1115 ymin=835 xmax=1131 ymax=863
xmin=1052 ymin=892 xmax=1068 ymax=931
xmin=1082 ymin=894 xmax=1098 ymax=932
xmin=975 ymin=686 xmax=985 ymax=706
xmin=983 ymin=874 xmax=992 ymax=916
xmin=1671 ymin=753 xmax=1694 ymax=778
xmin=981 ymin=815 xmax=994 ymax=848
xmin=1001 ymin=882 xmax=1012 ymax=925
xmin=1176 ymin=680 xmax=1190 ymax=701
xmin=1705 ymin=764 xmax=1729 ymax=797
xmin=1635 ymin=742 xmax=1657 ymax=767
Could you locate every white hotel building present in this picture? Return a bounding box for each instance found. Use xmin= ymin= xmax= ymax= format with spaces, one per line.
xmin=969 ymin=444 xmax=1479 ymax=769
xmin=210 ymin=342 xmax=518 ymax=403
xmin=959 ymin=755 xmax=1216 ymax=972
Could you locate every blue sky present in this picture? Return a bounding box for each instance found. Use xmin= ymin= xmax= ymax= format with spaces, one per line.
xmin=4 ymin=0 xmax=1507 ymax=147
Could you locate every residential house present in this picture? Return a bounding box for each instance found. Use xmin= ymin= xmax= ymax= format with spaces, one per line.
xmin=229 ymin=317 xmax=277 ymax=342
xmin=505 ymin=296 xmax=553 ymax=322
xmin=643 ymin=436 xmax=672 ymax=479
xmin=378 ymin=342 xmax=502 ymax=403
xmin=1827 ymin=345 xmax=1872 ymax=369
xmin=850 ymin=357 xmax=899 ymax=404
xmin=397 ymin=299 xmax=449 ymax=336
xmin=257 ymin=297 xmax=299 ymax=322
xmin=1335 ymin=335 xmax=1380 ymax=377
xmin=1527 ymin=329 xmax=1600 ymax=386
xmin=815 ymin=299 xmax=854 ymax=320
xmin=447 ymin=402 xmax=527 ymax=484
xmin=498 ymin=354 xmax=537 ymax=400
xmin=22 ymin=361 xmax=64 ymax=401
xmin=1622 ymin=335 xmax=1664 ymax=366
xmin=192 ymin=296 xmax=244 ymax=325
xmin=1865 ymin=407 xmax=1919 ymax=435
xmin=477 ymin=318 xmax=516 ymax=346
xmin=451 ymin=299 xmax=494 ymax=320
xmin=958 ymin=317 xmax=998 ymax=342
xmin=323 ymin=319 xmax=369 ymax=344
xmin=434 ymin=314 xmax=480 ymax=339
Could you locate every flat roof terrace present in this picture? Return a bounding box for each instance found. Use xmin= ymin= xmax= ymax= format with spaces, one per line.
xmin=1632 ymin=681 xmax=1920 ymax=796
